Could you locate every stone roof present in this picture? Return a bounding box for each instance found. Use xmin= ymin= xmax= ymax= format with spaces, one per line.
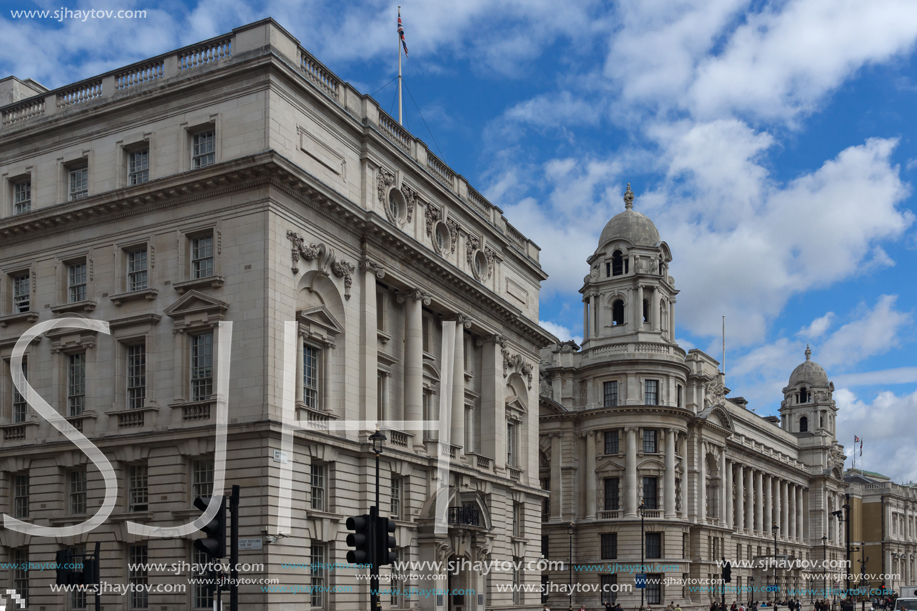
xmin=788 ymin=345 xmax=829 ymax=387
xmin=598 ymin=184 xmax=660 ymax=248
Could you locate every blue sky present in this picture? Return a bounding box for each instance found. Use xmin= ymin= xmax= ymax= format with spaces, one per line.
xmin=3 ymin=0 xmax=917 ymax=481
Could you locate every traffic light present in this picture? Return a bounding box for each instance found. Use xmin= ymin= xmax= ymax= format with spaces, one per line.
xmin=722 ymin=559 xmax=732 ymax=583
xmin=193 ymin=496 xmax=227 ymax=559
xmin=377 ymin=517 xmax=397 ymax=566
xmin=346 ymin=514 xmax=373 ymax=564
xmin=56 ymin=549 xmax=75 ymax=585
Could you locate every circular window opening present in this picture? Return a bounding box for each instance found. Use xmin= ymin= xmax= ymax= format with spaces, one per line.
xmin=434 ymin=221 xmax=451 ymax=253
xmin=473 ymin=250 xmax=489 ymax=280
xmin=387 ymin=188 xmax=405 ymax=222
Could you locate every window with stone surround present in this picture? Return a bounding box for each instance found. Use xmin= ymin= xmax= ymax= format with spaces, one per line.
xmin=390 ymin=476 xmax=402 ymax=519
xmin=127 ymin=343 xmax=146 ymax=410
xmin=12 ymin=272 xmax=30 ymax=313
xmin=192 ymin=458 xmax=214 ymax=498
xmin=310 ymin=542 xmax=326 ymax=609
xmin=128 ymin=544 xmax=149 ymax=609
xmin=604 ymin=381 xmax=618 ymax=407
xmin=506 ymin=421 xmax=517 ymax=467
xmin=643 ymin=429 xmax=657 ymax=453
xmin=69 ymin=469 xmax=87 ymax=514
xmin=128 ymin=464 xmax=148 ymax=512
xmin=646 ymin=533 xmax=662 ymax=559
xmin=13 ymin=179 xmax=30 ymax=215
xmin=12 ymin=357 xmax=28 ymax=423
xmin=604 ymin=477 xmax=620 ymax=511
xmin=602 ymin=574 xmax=618 ymax=603
xmin=604 ymin=430 xmax=620 ymax=454
xmin=192 ymin=546 xmax=214 ymax=609
xmin=643 ymin=476 xmax=658 ymax=510
xmin=647 ymin=573 xmax=662 ymax=603
xmin=128 ymin=149 xmax=149 ymax=185
xmin=67 ymin=352 xmax=86 ymax=416
xmin=191 ymin=333 xmax=213 ymax=402
xmin=191 ymin=235 xmax=214 ymax=279
xmin=11 ymin=547 xmax=28 ymax=607
xmin=601 ymin=533 xmax=617 ymax=559
xmin=127 ymin=248 xmax=149 ymax=292
xmin=311 ymin=462 xmax=327 ymax=512
xmin=69 ymin=166 xmax=89 ymax=200
xmin=303 ymin=344 xmax=321 ymax=410
xmin=192 ymin=131 xmax=215 ymax=168
xmin=68 ymin=260 xmax=88 ymax=303
xmin=13 ymin=473 xmax=29 ymax=518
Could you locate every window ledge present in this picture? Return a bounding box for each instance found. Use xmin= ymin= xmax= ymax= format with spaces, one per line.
xmin=0 ymin=420 xmax=39 ymax=429
xmin=377 ymin=330 xmax=392 ymax=344
xmin=50 ymin=300 xmax=97 ymax=314
xmin=110 ymin=288 xmax=158 ymax=305
xmin=67 ymin=411 xmax=97 ymax=421
xmin=0 ymin=311 xmax=39 ymax=327
xmin=109 ymin=511 xmax=153 ymax=522
xmin=108 ymin=406 xmax=160 ymax=416
xmin=173 ymin=276 xmax=225 ymax=294
xmin=50 ymin=516 xmax=89 ymax=525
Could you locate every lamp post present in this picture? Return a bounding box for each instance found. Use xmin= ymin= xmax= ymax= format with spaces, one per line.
xmin=749 ymin=576 xmax=756 ymax=607
xmin=369 ymin=429 xmax=386 ymax=611
xmin=640 ymin=499 xmax=647 ymax=611
xmin=823 ymin=535 xmax=828 ymax=604
xmin=773 ymin=523 xmax=780 ymax=603
xmin=891 ymin=553 xmax=899 ymax=599
xmin=568 ymin=522 xmax=574 ymax=611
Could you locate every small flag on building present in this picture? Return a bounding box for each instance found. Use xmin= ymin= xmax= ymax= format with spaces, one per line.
xmin=398 ymin=8 xmax=409 ymax=57
xmin=860 ymin=437 xmax=863 ymax=456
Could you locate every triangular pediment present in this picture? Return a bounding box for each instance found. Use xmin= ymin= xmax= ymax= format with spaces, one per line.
xmin=297 ymin=305 xmax=343 ymax=336
xmin=164 ymin=290 xmax=229 ymax=319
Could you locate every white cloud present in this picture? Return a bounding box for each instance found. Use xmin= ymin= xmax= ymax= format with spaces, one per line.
xmin=798 ymin=312 xmax=835 ymax=339
xmin=818 ymin=295 xmax=912 ymax=369
xmin=836 ymin=387 xmax=917 ymax=483
xmin=538 ymin=320 xmax=581 ymax=346
xmin=834 ymin=367 xmax=917 ymax=388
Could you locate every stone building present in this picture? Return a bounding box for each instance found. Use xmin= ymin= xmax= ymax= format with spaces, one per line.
xmin=0 ymin=19 xmax=553 ymax=611
xmin=845 ymin=469 xmax=917 ymax=595
xmin=539 ymin=188 xmax=849 ymax=610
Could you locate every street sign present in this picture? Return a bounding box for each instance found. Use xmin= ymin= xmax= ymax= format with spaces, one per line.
xmin=636 ymin=573 xmax=647 ymax=589
xmin=238 ymin=538 xmax=263 ymax=551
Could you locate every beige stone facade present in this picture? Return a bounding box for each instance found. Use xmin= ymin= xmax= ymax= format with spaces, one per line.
xmin=539 ymin=189 xmax=848 ymax=610
xmin=0 ymin=19 xmax=552 ymax=611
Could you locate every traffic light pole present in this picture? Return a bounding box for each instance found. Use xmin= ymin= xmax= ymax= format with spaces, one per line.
xmin=230 ymin=485 xmax=239 ymax=611
xmin=371 ymin=448 xmax=381 ymax=611
xmin=93 ymin=541 xmax=101 ymax=611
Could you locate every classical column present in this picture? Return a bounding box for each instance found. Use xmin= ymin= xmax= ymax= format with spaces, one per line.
xmin=745 ymin=467 xmax=754 ymax=533
xmin=664 ymin=429 xmax=676 ymax=519
xmin=652 ymin=286 xmax=661 ymax=332
xmin=781 ymin=480 xmax=790 ymax=539
xmin=725 ymin=458 xmax=733 ymax=528
xmin=550 ymin=434 xmax=562 ymax=518
xmin=323 ymin=343 xmax=334 ymax=412
xmin=295 ymin=334 xmax=304 ymax=404
xmin=591 ymin=294 xmax=599 ymax=337
xmin=399 ymin=289 xmax=428 ymax=450
xmin=718 ymin=449 xmax=727 ymax=524
xmin=360 ymin=260 xmax=381 ymax=424
xmin=736 ymin=463 xmax=745 ymax=531
xmin=451 ymin=315 xmax=468 ymax=456
xmin=669 ymin=302 xmax=675 ymax=339
xmin=788 ymin=484 xmax=796 ymax=539
xmin=583 ymin=297 xmax=589 ymax=340
xmin=625 ymin=427 xmax=638 ymax=517
xmin=765 ymin=475 xmax=773 ymax=535
xmin=755 ymin=470 xmax=763 ymax=533
xmin=775 ymin=479 xmax=783 ymax=537
xmin=636 ymin=285 xmax=644 ymax=328
xmin=698 ymin=443 xmax=707 ymax=523
xmin=586 ymin=432 xmax=597 ymax=519
xmin=796 ymin=486 xmax=804 ymax=542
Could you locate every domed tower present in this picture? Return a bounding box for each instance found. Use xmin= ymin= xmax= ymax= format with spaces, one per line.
xmin=580 ymin=184 xmax=676 ymax=349
xmin=780 ymin=345 xmax=837 ymax=436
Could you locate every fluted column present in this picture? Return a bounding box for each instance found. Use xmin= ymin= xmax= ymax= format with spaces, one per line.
xmin=718 ymin=449 xmax=726 ymax=524
xmin=399 ymin=289 xmax=428 ymax=450
xmin=765 ymin=475 xmax=773 ymax=536
xmin=788 ymin=484 xmax=797 ymax=539
xmin=664 ymin=429 xmax=676 ymax=518
xmin=775 ymin=479 xmax=783 ymax=537
xmin=755 ymin=470 xmax=764 ymax=533
xmin=634 ymin=285 xmax=644 ymax=328
xmin=736 ymin=463 xmax=745 ymax=531
xmin=781 ymin=480 xmax=789 ymax=539
xmin=451 ymin=315 xmax=468 ymax=456
xmin=796 ymin=486 xmax=804 ymax=541
xmin=625 ymin=427 xmax=638 ymax=517
xmin=586 ymin=432 xmax=597 ymax=519
xmin=360 ymin=260 xmax=381 ymax=424
xmin=652 ymin=287 xmax=661 ymax=332
xmin=698 ymin=442 xmax=707 ymax=522
xmin=745 ymin=467 xmax=754 ymax=533
xmin=725 ymin=458 xmax=733 ymax=528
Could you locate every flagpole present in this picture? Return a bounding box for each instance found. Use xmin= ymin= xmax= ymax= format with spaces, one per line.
xmin=398 ymin=5 xmax=403 ymax=126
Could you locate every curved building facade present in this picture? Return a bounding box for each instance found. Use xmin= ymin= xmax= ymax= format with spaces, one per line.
xmin=539 ymin=186 xmax=848 ymax=610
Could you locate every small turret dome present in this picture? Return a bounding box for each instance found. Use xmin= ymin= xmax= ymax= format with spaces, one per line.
xmin=788 ymin=345 xmax=829 ymax=387
xmin=598 ymin=184 xmax=660 ymax=248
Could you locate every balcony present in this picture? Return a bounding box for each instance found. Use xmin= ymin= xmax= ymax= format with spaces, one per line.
xmin=448 ymin=505 xmax=481 ymax=527
xmin=599 ymin=510 xmax=621 ymax=520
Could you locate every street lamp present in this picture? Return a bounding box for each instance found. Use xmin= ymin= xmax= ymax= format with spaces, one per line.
xmin=568 ymin=522 xmax=574 ymax=611
xmin=773 ymin=523 xmax=780 ymax=602
xmin=749 ymin=576 xmax=756 ymax=607
xmin=369 ymin=428 xmax=386 ymax=611
xmin=892 ymin=553 xmax=900 ymax=599
xmin=823 ymin=535 xmax=828 ymax=604
xmin=640 ymin=499 xmax=647 ymax=611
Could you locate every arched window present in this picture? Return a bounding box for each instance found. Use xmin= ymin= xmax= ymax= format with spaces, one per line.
xmin=611 ymin=250 xmax=624 ymax=276
xmin=799 ymin=416 xmax=808 ymax=432
xmin=799 ymin=387 xmax=809 ymax=403
xmin=820 ymin=412 xmax=824 ymax=428
xmin=642 ymin=298 xmax=649 ymax=323
xmin=612 ymin=300 xmax=624 ymax=326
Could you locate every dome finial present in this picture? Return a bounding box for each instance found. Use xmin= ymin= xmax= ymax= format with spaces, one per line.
xmin=624 ymin=183 xmax=634 ymax=210
xmin=805 ymin=344 xmax=811 ymax=361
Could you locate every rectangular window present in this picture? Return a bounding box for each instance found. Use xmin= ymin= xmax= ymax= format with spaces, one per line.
xmin=647 ymin=572 xmax=662 ymax=604
xmin=506 ymin=422 xmax=516 ymax=467
xmin=303 ymin=345 xmax=320 ymax=409
xmin=677 ymin=385 xmax=683 ymax=407
xmin=13 ymin=273 xmax=30 ymax=312
xmin=643 ymin=476 xmax=658 ymax=510
xmin=643 ymin=429 xmax=657 ymax=453
xmin=604 ymin=430 xmax=619 ymax=454
xmin=603 ymin=380 xmax=618 ymax=407
xmin=646 ymin=533 xmax=662 ymax=559
xmin=12 ymin=357 xmax=28 ymax=423
xmin=191 ymin=333 xmax=213 ymax=402
xmin=128 ymin=149 xmax=149 ymax=185
xmin=128 ymin=544 xmax=149 ymax=609
xmin=191 ymin=235 xmax=214 ymax=279
xmin=127 ymin=343 xmax=146 ymax=409
xmin=68 ymin=262 xmax=87 ymax=303
xmin=13 ymin=180 xmax=31 ymax=215
xmin=604 ymin=477 xmax=620 ymax=511
xmin=601 ymin=533 xmax=617 ymax=559
xmin=13 ymin=474 xmax=29 ymax=519
xmin=376 ymin=371 xmax=386 ymax=420
xmin=193 ymin=132 xmax=215 ymax=168
xmin=311 ymin=463 xmax=326 ymax=512
xmin=129 ymin=465 xmax=148 ymax=512
xmin=192 ymin=459 xmax=214 ymax=498
xmin=68 ymin=352 xmax=86 ymax=416
xmin=645 ymin=379 xmax=658 ymax=405
xmin=193 ymin=547 xmax=215 ymax=609
xmin=464 ymin=406 xmax=474 ymax=453
xmin=542 ymin=534 xmax=549 ymax=558
xmin=69 ymin=470 xmax=87 ymax=514
xmin=70 ymin=546 xmax=87 ymax=609
xmin=512 ymin=502 xmax=523 ymax=538
xmin=391 ymin=476 xmax=402 ymax=519
xmin=310 ymin=542 xmax=326 ymax=609
xmin=127 ymin=249 xmax=148 ymax=291
xmin=69 ymin=167 xmax=88 ymax=200
xmin=376 ymin=290 xmax=385 ymax=331
xmin=11 ymin=547 xmax=28 ymax=607
xmin=601 ymin=574 xmax=618 ymax=603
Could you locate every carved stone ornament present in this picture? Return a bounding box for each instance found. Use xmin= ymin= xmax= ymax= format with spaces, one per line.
xmin=466 ymin=235 xmax=480 ymax=266
xmin=359 ymin=258 xmax=386 ymax=279
xmin=704 ymin=379 xmax=726 ymax=409
xmin=502 ymin=346 xmax=534 ymax=389
xmin=446 ymin=218 xmax=459 ymax=254
xmin=400 ymin=183 xmax=417 ymax=225
xmin=425 ymin=203 xmax=442 ymax=238
xmin=556 ymin=339 xmax=581 ymax=353
xmin=539 ymin=369 xmax=554 ymax=399
xmin=396 ymin=288 xmax=432 ymax=306
xmin=376 ymin=167 xmax=395 ymax=208
xmin=483 ymin=246 xmax=496 ymax=279
xmin=286 ymin=231 xmax=355 ymax=300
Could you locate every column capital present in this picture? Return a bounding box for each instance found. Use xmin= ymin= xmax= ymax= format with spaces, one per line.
xmin=476 ymin=334 xmax=506 ymax=348
xmin=624 ymin=426 xmax=640 ymax=433
xmin=396 ymin=288 xmax=432 ymax=305
xmin=444 ymin=313 xmax=473 ymax=328
xmin=359 ymin=257 xmax=386 ymax=279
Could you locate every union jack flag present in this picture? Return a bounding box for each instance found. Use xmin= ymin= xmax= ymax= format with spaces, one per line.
xmin=398 ymin=8 xmax=409 ymax=57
